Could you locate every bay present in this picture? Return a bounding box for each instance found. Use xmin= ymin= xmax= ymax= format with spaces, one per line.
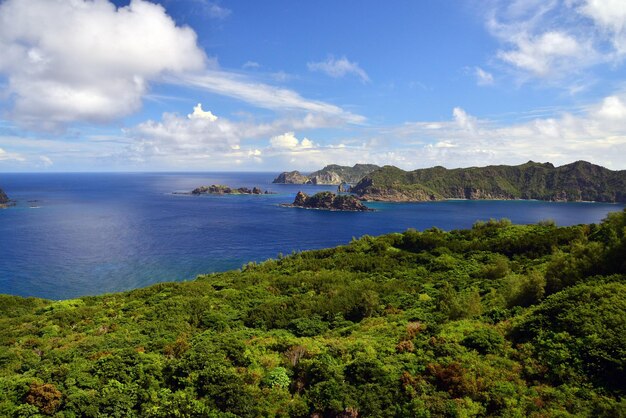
xmin=0 ymin=172 xmax=623 ymax=299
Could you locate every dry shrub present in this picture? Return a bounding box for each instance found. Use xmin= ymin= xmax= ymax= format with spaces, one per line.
xmin=24 ymin=382 xmax=62 ymax=415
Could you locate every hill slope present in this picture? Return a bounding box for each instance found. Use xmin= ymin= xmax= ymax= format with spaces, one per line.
xmin=352 ymin=161 xmax=626 ymax=202
xmin=273 ymin=164 xmax=380 ymax=185
xmin=0 ymin=211 xmax=625 ymax=416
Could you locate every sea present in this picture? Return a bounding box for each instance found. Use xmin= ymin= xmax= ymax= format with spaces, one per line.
xmin=1 ymin=172 xmax=623 ymax=300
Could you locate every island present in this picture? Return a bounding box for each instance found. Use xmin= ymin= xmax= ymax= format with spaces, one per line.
xmin=189 ymin=185 xmax=273 ymax=195
xmin=0 ymin=187 xmax=11 ymax=208
xmin=281 ymin=191 xmax=372 ymax=211
xmin=351 ymin=160 xmax=626 ymax=202
xmin=273 ymin=163 xmax=380 ymax=185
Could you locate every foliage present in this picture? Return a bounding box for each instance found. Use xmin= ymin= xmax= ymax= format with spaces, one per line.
xmin=352 ymin=160 xmax=626 ymax=202
xmin=0 ymin=210 xmax=625 ymax=416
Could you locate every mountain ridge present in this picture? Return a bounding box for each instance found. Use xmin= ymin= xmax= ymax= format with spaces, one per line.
xmin=272 ymin=163 xmax=380 ymax=185
xmin=351 ymin=160 xmax=626 ymax=202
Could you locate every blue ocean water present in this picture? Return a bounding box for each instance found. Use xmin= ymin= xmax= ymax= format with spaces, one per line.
xmin=0 ymin=172 xmax=623 ymax=300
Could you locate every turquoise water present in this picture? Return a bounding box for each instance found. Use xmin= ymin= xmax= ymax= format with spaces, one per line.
xmin=0 ymin=172 xmax=623 ymax=299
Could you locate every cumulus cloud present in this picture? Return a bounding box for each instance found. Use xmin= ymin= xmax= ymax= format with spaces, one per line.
xmin=123 ymin=101 xmax=356 ymax=170
xmin=308 ymin=56 xmax=370 ymax=83
xmin=269 ymin=132 xmax=314 ymax=149
xmin=188 ymin=103 xmax=218 ymax=121
xmin=0 ymin=0 xmax=205 ymax=129
xmin=389 ymin=94 xmax=626 ymax=169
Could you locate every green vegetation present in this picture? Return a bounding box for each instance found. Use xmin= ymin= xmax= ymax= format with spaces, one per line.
xmin=1 ymin=210 xmax=626 ymax=417
xmin=352 ymin=160 xmax=626 ymax=202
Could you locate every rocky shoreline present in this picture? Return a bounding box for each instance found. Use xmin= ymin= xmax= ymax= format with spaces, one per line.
xmin=281 ymin=191 xmax=372 ymax=211
xmin=0 ymin=188 xmax=14 ymax=208
xmin=184 ymin=185 xmax=275 ymax=195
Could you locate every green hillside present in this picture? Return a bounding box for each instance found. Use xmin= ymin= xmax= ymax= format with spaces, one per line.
xmin=352 ymin=161 xmax=626 ymax=202
xmin=1 ymin=211 xmax=625 ymax=417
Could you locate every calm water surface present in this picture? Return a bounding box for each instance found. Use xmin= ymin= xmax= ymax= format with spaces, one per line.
xmin=1 ymin=172 xmax=623 ymax=299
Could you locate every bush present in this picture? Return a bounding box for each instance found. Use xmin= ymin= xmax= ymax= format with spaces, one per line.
xmin=461 ymin=327 xmax=504 ymax=354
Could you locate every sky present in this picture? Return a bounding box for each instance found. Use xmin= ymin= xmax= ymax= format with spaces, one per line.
xmin=1 ymin=0 xmax=626 ymax=172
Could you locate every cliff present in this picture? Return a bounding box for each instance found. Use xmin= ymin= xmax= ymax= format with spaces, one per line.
xmin=271 ymin=171 xmax=309 ymax=184
xmin=282 ymin=191 xmax=372 ymax=211
xmin=272 ymin=164 xmax=380 ymax=185
xmin=352 ymin=161 xmax=626 ymax=202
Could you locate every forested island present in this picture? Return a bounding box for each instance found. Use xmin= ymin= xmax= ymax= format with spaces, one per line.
xmin=282 ymin=191 xmax=372 ymax=211
xmin=351 ymin=160 xmax=626 ymax=202
xmin=273 ymin=164 xmax=380 ymax=185
xmin=1 ymin=210 xmax=625 ymax=416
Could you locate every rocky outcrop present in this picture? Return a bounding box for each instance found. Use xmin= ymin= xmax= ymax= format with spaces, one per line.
xmin=0 ymin=188 xmax=8 ymax=205
xmin=308 ymin=171 xmax=343 ymax=185
xmin=282 ymin=191 xmax=372 ymax=211
xmin=191 ymin=185 xmax=273 ymax=195
xmin=272 ymin=171 xmax=310 ymax=184
xmin=352 ymin=161 xmax=626 ymax=203
xmin=273 ymin=164 xmax=380 ymax=185
xmin=337 ymin=182 xmax=351 ymax=193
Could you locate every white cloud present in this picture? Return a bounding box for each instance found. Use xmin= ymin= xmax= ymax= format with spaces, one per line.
xmin=497 ymin=31 xmax=586 ymax=77
xmin=475 ymin=67 xmax=494 ymax=85
xmin=39 ymin=155 xmax=53 ymax=167
xmin=453 ymin=107 xmax=477 ymax=132
xmin=388 ymin=94 xmax=626 ymax=169
xmin=0 ymin=0 xmax=205 ymax=129
xmin=595 ymin=95 xmax=626 ymax=119
xmin=175 ymin=72 xmax=365 ymax=124
xmin=485 ymin=1 xmax=626 ymax=82
xmin=0 ymin=147 xmax=25 ymax=162
xmin=206 ymin=3 xmax=231 ymax=19
xmin=579 ymin=0 xmax=626 ymax=54
xmin=188 ymin=103 xmax=218 ymax=121
xmin=242 ymin=61 xmax=260 ymax=69
xmin=269 ymin=132 xmax=315 ymax=149
xmin=308 ymin=56 xmax=370 ymax=83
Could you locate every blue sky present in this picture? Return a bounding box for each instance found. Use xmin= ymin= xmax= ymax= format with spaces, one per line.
xmin=1 ymin=0 xmax=626 ymax=172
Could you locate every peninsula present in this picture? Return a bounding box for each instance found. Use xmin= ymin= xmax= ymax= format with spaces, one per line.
xmin=351 ymin=160 xmax=626 ymax=202
xmin=190 ymin=185 xmax=273 ymax=195
xmin=282 ymin=191 xmax=372 ymax=211
xmin=273 ymin=163 xmax=379 ymax=185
